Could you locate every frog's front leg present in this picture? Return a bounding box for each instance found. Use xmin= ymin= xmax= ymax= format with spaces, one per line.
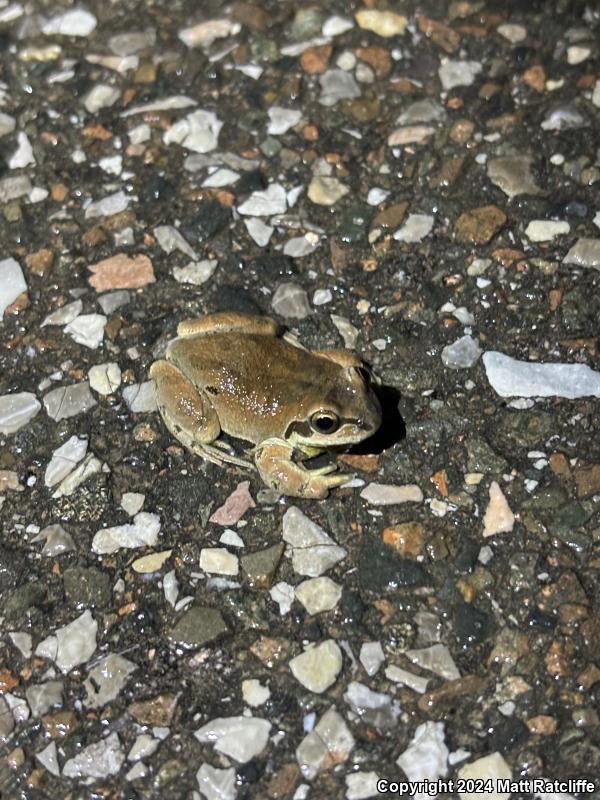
xmin=254 ymin=438 xmax=353 ymax=499
xmin=150 ymin=360 xmax=252 ymax=469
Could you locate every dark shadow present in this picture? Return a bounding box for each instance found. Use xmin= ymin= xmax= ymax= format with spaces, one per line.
xmin=349 ymin=384 xmax=406 ymax=455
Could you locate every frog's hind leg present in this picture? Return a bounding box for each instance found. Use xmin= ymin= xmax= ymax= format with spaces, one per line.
xmin=177 ymin=313 xmax=279 ymax=338
xmin=150 ymin=360 xmax=253 ymax=469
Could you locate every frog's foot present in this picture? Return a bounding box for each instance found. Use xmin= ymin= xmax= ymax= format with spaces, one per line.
xmin=254 ymin=438 xmax=352 ymax=499
xmin=151 ymin=360 xmax=254 ymax=469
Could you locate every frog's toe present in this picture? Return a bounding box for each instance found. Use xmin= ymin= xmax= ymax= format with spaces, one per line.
xmin=195 ymin=442 xmax=254 ymax=470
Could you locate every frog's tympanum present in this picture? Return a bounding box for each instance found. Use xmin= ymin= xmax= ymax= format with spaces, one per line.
xmin=150 ymin=312 xmax=382 ymax=498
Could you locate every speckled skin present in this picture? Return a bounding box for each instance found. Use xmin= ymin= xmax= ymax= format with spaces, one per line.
xmin=150 ymin=312 xmax=381 ymax=497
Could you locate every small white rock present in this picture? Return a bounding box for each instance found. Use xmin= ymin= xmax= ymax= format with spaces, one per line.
xmin=524 ymin=220 xmax=570 ymax=241
xmin=295 ymin=576 xmax=342 ymax=615
xmin=89 ymin=362 xmax=122 ymax=395
xmin=200 ymin=547 xmax=239 ymax=576
xmin=289 ymin=640 xmax=343 ymax=693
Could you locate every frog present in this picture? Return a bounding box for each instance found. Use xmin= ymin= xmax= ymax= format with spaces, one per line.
xmin=149 ymin=312 xmax=382 ymax=498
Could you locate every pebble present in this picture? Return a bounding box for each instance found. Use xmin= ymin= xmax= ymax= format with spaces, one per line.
xmin=122 ymin=493 xmax=144 ymax=519
xmin=330 ymin=314 xmax=358 ymax=348
xmin=128 ymin=734 xmax=159 ymax=763
xmin=132 ymin=550 xmax=173 ymax=574
xmin=98 ymin=290 xmax=130 ymax=314
xmin=562 ymin=238 xmax=600 ymax=270
xmin=438 ymin=58 xmax=482 ymax=90
xmin=244 ymin=217 xmax=274 ymax=246
xmin=43 ymin=382 xmax=96 ymax=421
xmin=173 ymin=260 xmax=217 ymax=286
xmin=397 ymin=99 xmax=446 ymax=124
xmin=271 ymin=282 xmax=311 ymax=319
xmin=359 ymin=641 xmax=385 ymax=676
xmin=194 ymin=716 xmax=271 ymax=762
xmin=393 ymin=213 xmax=434 ymax=243
xmin=455 ymin=205 xmax=507 ymax=244
xmin=155 ymin=225 xmax=198 ymax=259
xmin=83 ymin=84 xmax=120 ymax=113
xmin=63 ymin=732 xmax=124 ymax=779
xmin=318 ymin=69 xmax=360 ymax=106
xmin=88 ymin=253 xmax=155 ymax=291
xmin=9 ymin=132 xmax=35 ymax=168
xmin=541 ymin=104 xmax=586 ymax=131
xmin=283 ymin=233 xmax=320 ymax=258
xmin=322 ymin=15 xmax=354 ymax=37
xmin=92 ymin=511 xmax=161 ymax=554
xmin=108 ymin=29 xmax=156 ymax=56
xmin=238 ymin=183 xmax=287 ymax=216
xmin=51 ymin=453 xmax=102 ymax=498
xmin=42 ymin=8 xmax=97 ymax=36
xmin=404 ymin=644 xmax=460 ymax=680
xmin=396 ymin=722 xmax=448 ymax=783
xmin=89 ymin=362 xmax=122 ymax=395
xmin=567 ymin=45 xmax=590 ymax=65
xmin=164 ymin=109 xmax=223 ymax=153
xmin=457 ymin=752 xmax=511 ymax=800
xmin=441 ymin=335 xmax=482 ymax=369
xmin=196 ymin=764 xmax=236 ymax=800
xmin=296 ymin=707 xmax=354 ymax=779
xmin=267 ymin=106 xmax=302 ymax=135
xmin=360 ymin=482 xmax=424 ymax=505
xmin=525 ymin=220 xmax=570 ymax=241
xmin=0 ymin=174 xmax=32 ymax=203
xmin=482 ymin=351 xmax=600 ymax=398
xmin=31 ymin=524 xmax=75 ymax=556
xmin=487 ymin=156 xmax=542 ymax=198
xmin=0 ymin=111 xmax=16 ymax=137
xmin=270 ymin=581 xmax=295 ymax=615
xmin=307 ymin=175 xmax=349 ymax=205
xmin=483 ymin=481 xmax=515 ymax=537
xmin=355 ymin=9 xmax=407 ymax=37
xmin=36 ymin=610 xmax=98 ymax=674
xmin=289 ymin=640 xmax=342 ymax=693
xmin=241 ymin=543 xmax=284 ymax=589
xmin=123 ymin=381 xmax=158 ymax=412
xmin=385 ymin=664 xmax=430 ymax=693
xmin=242 ymin=678 xmax=270 ymax=707
xmin=64 ymin=313 xmax=107 ymax=349
xmin=84 ymin=654 xmax=137 ymax=708
xmin=0 ymin=392 xmax=41 ymax=434
xmin=170 ymin=606 xmax=228 ymax=649
xmin=0 ymin=696 xmax=14 ymax=739
xmin=209 ymin=480 xmax=256 ymax=525
xmin=367 ymin=187 xmax=390 ymax=205
xmin=282 ymin=506 xmax=347 ymax=576
xmin=179 ymin=19 xmax=240 ymax=48
xmin=41 ymin=299 xmax=83 ymax=327
xmin=36 ymin=741 xmax=60 ymax=776
xmin=344 ymin=681 xmax=399 ymax=731
xmin=44 ymin=435 xmax=88 ymax=487
xmin=388 ymin=125 xmax=435 ymax=146
xmin=496 ymin=23 xmax=527 ymax=42
xmin=295 ymin=576 xmax=342 ymax=615
xmin=200 ymin=547 xmax=239 ymax=576
xmin=313 ymin=288 xmax=332 ymax=305
xmin=9 ymin=632 xmax=33 ymax=659
xmin=85 ymin=189 xmax=130 ymax=219
xmin=346 ymin=772 xmax=380 ymax=800
xmin=0 ymin=257 xmax=27 ymax=318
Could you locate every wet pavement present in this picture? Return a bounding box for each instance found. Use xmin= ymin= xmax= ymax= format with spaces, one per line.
xmin=1 ymin=0 xmax=600 ymax=798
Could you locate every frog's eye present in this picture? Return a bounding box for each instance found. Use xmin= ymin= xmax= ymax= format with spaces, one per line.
xmin=309 ymin=411 xmax=340 ymax=435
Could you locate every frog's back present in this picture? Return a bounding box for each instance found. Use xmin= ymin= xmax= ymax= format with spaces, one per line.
xmin=166 ymin=332 xmax=339 ymax=442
